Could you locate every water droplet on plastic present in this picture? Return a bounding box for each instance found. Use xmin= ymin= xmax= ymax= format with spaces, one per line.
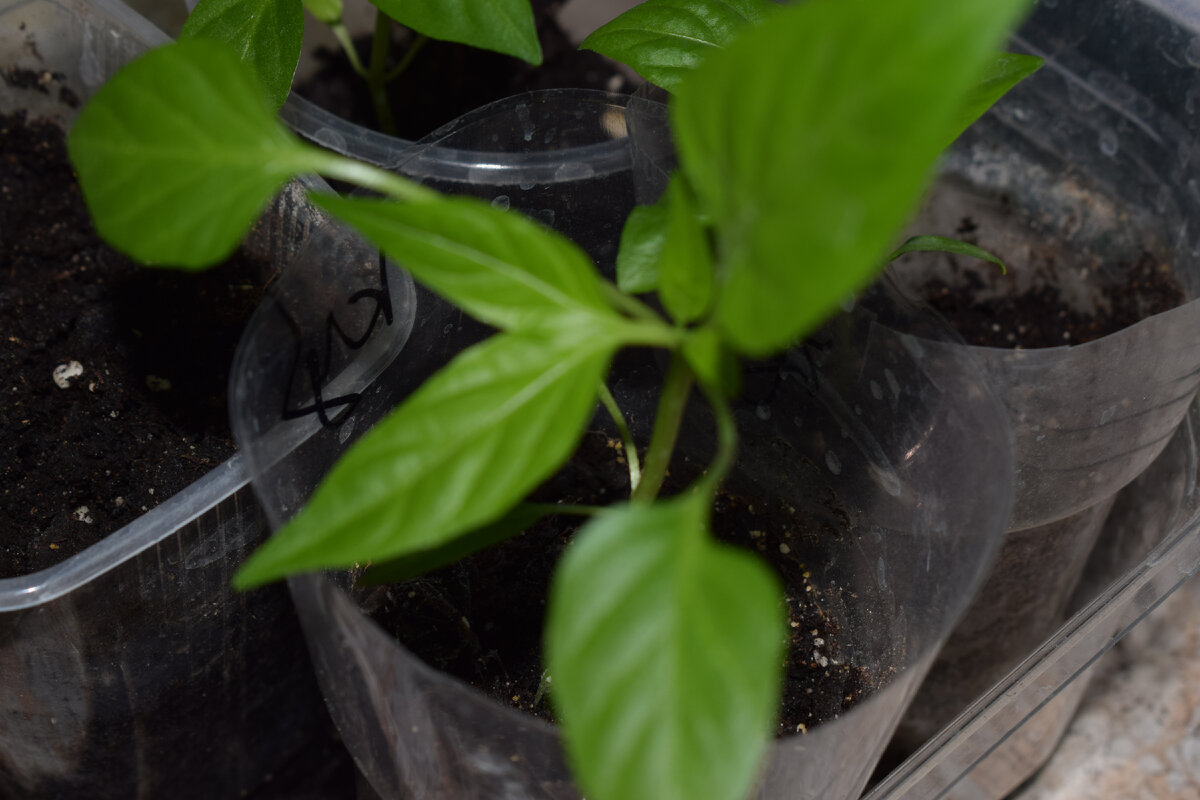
xmin=1187 ymin=36 xmax=1200 ymax=67
xmin=1099 ymin=129 xmax=1119 ymax=157
xmin=870 ymin=380 xmax=883 ymax=400
xmin=825 ymin=451 xmax=842 ymax=475
xmin=756 ymin=405 xmax=771 ymax=421
xmin=519 ymin=180 xmax=535 ymax=191
xmin=515 ymin=102 xmax=535 ymax=143
xmin=338 ymin=418 xmax=356 ymax=444
xmin=1100 ymin=405 xmax=1117 ymax=425
xmin=1066 ymin=80 xmax=1099 ymax=112
xmin=491 ymin=195 xmax=511 ymax=210
xmin=554 ymin=162 xmax=595 ymax=182
xmin=884 ymin=369 xmax=901 ymax=400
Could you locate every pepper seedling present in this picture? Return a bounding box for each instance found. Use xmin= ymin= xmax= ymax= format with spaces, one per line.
xmin=67 ymin=0 xmax=1038 ymax=797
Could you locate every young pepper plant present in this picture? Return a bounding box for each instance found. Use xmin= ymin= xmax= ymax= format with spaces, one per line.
xmin=67 ymin=0 xmax=1037 ymax=797
xmin=179 ymin=0 xmax=542 ymax=131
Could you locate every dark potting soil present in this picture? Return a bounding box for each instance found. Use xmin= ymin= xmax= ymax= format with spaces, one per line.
xmin=0 ymin=110 xmax=271 ymax=578
xmin=914 ymin=220 xmax=1186 ymax=348
xmin=294 ymin=0 xmax=635 ymax=141
xmin=363 ymin=429 xmax=874 ymax=738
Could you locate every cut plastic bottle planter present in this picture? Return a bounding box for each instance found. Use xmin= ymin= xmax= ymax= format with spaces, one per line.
xmin=229 ymin=91 xmax=1016 ymax=800
xmin=0 ymin=1 xmax=337 ymax=796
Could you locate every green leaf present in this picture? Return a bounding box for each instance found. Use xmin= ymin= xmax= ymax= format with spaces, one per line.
xmin=681 ymin=326 xmax=740 ymax=397
xmin=370 ymin=0 xmax=541 ymax=64
xmin=888 ymin=235 xmax=1007 ymax=273
xmin=314 ymin=194 xmax=614 ymax=331
xmin=658 ymin=175 xmax=713 ymax=324
xmin=67 ymin=40 xmax=316 ymax=269
xmin=581 ymin=0 xmax=775 ymax=91
xmin=617 ymin=203 xmax=669 ymax=294
xmin=360 ymin=502 xmax=551 ymax=585
xmin=672 ymin=0 xmax=1036 ymax=355
xmin=234 ymin=323 xmax=619 ymax=589
xmin=948 ymin=52 xmax=1043 ymax=147
xmin=303 ymin=0 xmax=342 ymax=24
xmin=180 ymin=0 xmax=304 ymax=110
xmin=546 ymin=495 xmax=786 ymax=800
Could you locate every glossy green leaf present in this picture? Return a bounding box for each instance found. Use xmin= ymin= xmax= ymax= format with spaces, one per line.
xmin=303 ymin=0 xmax=342 ymax=24
xmin=889 ymin=235 xmax=1007 ymax=273
xmin=581 ymin=0 xmax=775 ymax=91
xmin=371 ymin=0 xmax=541 ymax=64
xmin=315 ymin=194 xmax=613 ymax=331
xmin=180 ymin=0 xmax=304 ymax=110
xmin=672 ymin=0 xmax=1035 ymax=355
xmin=947 ymin=52 xmax=1043 ymax=147
xmin=546 ymin=495 xmax=786 ymax=800
xmin=616 ymin=203 xmax=669 ymax=294
xmin=67 ymin=40 xmax=316 ymax=269
xmin=360 ymin=502 xmax=551 ymax=586
xmin=233 ymin=323 xmax=619 ymax=589
xmin=659 ymin=175 xmax=713 ymax=324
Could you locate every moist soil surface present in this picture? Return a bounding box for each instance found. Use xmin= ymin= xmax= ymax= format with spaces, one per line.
xmin=294 ymin=0 xmax=635 ymax=141
xmin=363 ymin=429 xmax=875 ymax=737
xmin=914 ymin=216 xmax=1187 ymax=348
xmin=0 ymin=110 xmax=271 ymax=578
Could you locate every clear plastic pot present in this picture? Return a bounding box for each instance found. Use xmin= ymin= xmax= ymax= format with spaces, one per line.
xmin=0 ymin=2 xmax=343 ymax=796
xmin=230 ymin=92 xmax=1016 ymax=800
xmin=876 ymin=0 xmax=1200 ymax=791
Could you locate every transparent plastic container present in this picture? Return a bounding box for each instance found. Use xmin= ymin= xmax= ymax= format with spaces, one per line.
xmin=0 ymin=2 xmax=339 ymax=795
xmin=230 ymin=92 xmax=1016 ymax=800
xmin=871 ymin=0 xmax=1200 ymax=794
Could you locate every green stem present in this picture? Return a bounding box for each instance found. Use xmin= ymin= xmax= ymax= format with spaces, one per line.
xmin=303 ymin=147 xmax=432 ymax=201
xmin=384 ymin=34 xmax=429 ymax=83
xmin=528 ymin=502 xmax=603 ymax=517
xmin=698 ymin=379 xmax=737 ymax=496
xmin=632 ymin=355 xmax=694 ymax=504
xmin=328 ymin=21 xmax=368 ymax=77
xmin=602 ymin=281 xmax=662 ymax=324
xmin=599 ymin=383 xmax=642 ymax=493
xmin=366 ymin=9 xmax=398 ymax=135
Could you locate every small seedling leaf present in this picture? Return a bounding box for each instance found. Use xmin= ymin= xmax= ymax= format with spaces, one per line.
xmin=888 ymin=235 xmax=1007 ymax=273
xmin=180 ymin=0 xmax=305 ymax=110
xmin=948 ymin=52 xmax=1044 ymax=147
xmin=360 ymin=502 xmax=551 ymax=585
xmin=582 ymin=0 xmax=776 ymax=91
xmin=672 ymin=0 xmax=1036 ymax=355
xmin=546 ymin=495 xmax=785 ymax=800
xmin=67 ymin=40 xmax=317 ymax=269
xmin=371 ymin=0 xmax=541 ymax=64
xmin=616 ymin=203 xmax=669 ymax=294
xmin=315 ymin=194 xmax=614 ymax=331
xmin=659 ymin=175 xmax=714 ymax=324
xmin=234 ymin=323 xmax=619 ymax=588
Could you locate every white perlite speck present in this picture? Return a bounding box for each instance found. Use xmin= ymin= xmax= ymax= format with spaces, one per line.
xmin=53 ymin=361 xmax=84 ymax=389
xmin=73 ymin=506 xmax=94 ymax=524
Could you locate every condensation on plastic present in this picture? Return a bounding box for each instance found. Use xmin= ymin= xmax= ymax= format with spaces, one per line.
xmin=0 ymin=2 xmax=341 ymax=796
xmin=230 ymin=89 xmax=1017 ymax=799
xmin=872 ymin=0 xmax=1200 ymax=795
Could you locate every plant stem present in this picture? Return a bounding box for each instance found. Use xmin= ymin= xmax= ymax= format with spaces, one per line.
xmin=698 ymin=379 xmax=737 ymax=495
xmin=599 ymin=383 xmax=642 ymax=493
xmin=632 ymin=355 xmax=694 ymax=504
xmin=602 ymin=281 xmax=662 ymax=324
xmin=384 ymin=34 xmax=429 ymax=83
xmin=303 ymin=147 xmax=433 ymax=200
xmin=366 ymin=9 xmax=398 ymax=135
xmin=328 ymin=21 xmax=368 ymax=77
xmin=528 ymin=502 xmax=603 ymax=517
